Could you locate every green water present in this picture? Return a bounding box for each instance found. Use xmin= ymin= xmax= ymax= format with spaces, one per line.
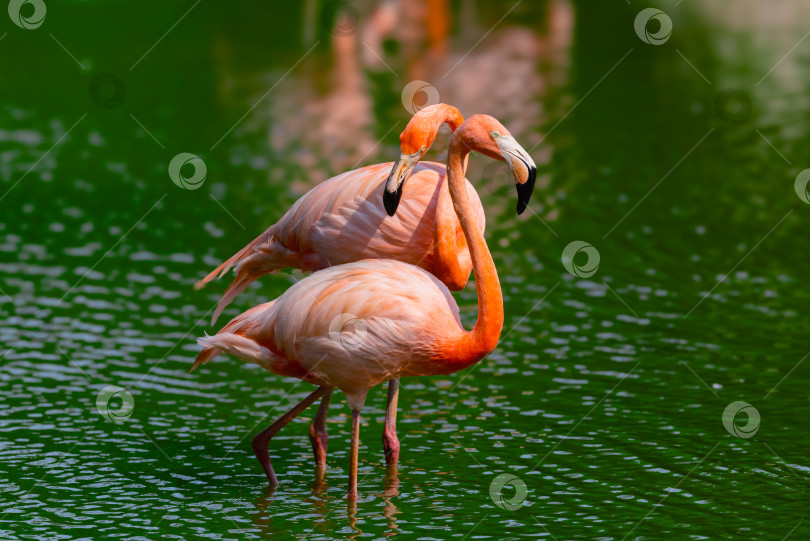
xmin=2 ymin=1 xmax=809 ymax=539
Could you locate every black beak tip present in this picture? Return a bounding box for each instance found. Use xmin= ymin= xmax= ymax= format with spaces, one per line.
xmin=383 ymin=186 xmax=403 ymax=217
xmin=516 ymin=201 xmax=528 ymax=215
xmin=515 ymin=166 xmax=537 ymax=215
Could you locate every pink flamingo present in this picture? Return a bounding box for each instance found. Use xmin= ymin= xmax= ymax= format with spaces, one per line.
xmin=197 ymin=104 xmax=480 ymax=466
xmin=192 ymin=115 xmax=536 ymax=496
xmin=196 ymin=104 xmax=473 ymax=321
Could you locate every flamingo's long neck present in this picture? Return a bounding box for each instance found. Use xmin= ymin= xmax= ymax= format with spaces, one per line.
xmin=432 ymin=108 xmax=470 ymax=289
xmin=442 ymin=136 xmax=504 ymax=368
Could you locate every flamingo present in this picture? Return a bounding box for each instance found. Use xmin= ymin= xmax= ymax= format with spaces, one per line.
xmin=196 ymin=103 xmax=471 ymax=321
xmin=196 ymin=103 xmax=481 ymax=466
xmin=192 ymin=114 xmax=537 ymax=496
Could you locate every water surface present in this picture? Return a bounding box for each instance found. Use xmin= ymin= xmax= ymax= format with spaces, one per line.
xmin=1 ymin=1 xmax=809 ymax=539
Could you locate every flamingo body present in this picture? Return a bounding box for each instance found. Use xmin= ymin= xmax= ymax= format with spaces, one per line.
xmin=199 ymin=161 xmax=484 ymax=323
xmin=195 ymin=259 xmax=474 ymax=410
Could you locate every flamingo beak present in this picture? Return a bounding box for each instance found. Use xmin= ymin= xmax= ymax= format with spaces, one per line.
xmin=383 ymin=149 xmax=423 ymax=216
xmin=495 ymin=135 xmax=537 ymax=215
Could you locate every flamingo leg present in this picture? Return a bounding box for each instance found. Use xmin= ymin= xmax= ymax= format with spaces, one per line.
xmin=382 ymin=379 xmax=400 ymax=466
xmin=348 ymin=409 xmax=361 ymax=498
xmin=252 ymin=386 xmax=328 ymax=486
xmin=309 ymin=388 xmax=333 ymax=468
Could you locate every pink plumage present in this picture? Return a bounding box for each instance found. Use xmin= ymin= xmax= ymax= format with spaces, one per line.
xmin=195 ymin=259 xmax=464 ymax=411
xmin=197 ymin=161 xmax=484 ymax=325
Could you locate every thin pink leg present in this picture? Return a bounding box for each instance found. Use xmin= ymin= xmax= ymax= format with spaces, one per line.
xmin=252 ymin=386 xmax=328 ymax=486
xmin=347 ymin=409 xmax=361 ymax=499
xmin=382 ymin=379 xmax=400 ymax=466
xmin=309 ymin=388 xmax=333 ymax=468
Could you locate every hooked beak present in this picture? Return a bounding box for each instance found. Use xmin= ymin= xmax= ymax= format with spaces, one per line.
xmin=495 ymin=135 xmax=537 ymax=215
xmin=383 ymin=149 xmax=422 ymax=216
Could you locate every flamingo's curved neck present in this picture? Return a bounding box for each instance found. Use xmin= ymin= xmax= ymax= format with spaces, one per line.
xmin=435 ymin=104 xmax=464 ymax=132
xmin=432 ymin=152 xmax=470 ymax=289
xmin=443 ymin=136 xmax=504 ymax=368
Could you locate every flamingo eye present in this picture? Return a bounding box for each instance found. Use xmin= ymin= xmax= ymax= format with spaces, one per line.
xmin=490 ymin=131 xmax=500 ymax=139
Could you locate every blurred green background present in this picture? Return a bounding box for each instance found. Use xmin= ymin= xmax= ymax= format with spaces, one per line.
xmin=1 ymin=0 xmax=809 ymax=538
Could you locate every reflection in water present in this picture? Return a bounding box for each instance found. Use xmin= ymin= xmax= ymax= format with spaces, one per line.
xmin=249 ymin=462 xmax=399 ymax=537
xmin=252 ymin=486 xmax=279 ymax=536
xmin=347 ymin=496 xmax=360 ymax=539
xmin=312 ymin=463 xmax=330 ymax=494
xmin=266 ymin=0 xmax=573 ymax=197
xmin=381 ymin=464 xmax=401 ymax=536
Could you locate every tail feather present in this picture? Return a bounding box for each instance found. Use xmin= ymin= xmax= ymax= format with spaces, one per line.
xmin=210 ymin=269 xmax=265 ymax=326
xmin=190 ymin=335 xmax=223 ymax=372
xmin=196 ymin=230 xmax=299 ymax=325
xmin=195 ymin=230 xmax=270 ymax=291
xmin=192 ymin=332 xmax=273 ymax=372
xmin=191 ymin=301 xmax=276 ymax=372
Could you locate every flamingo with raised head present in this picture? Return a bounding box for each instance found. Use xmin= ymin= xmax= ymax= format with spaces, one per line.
xmin=192 ymin=115 xmax=537 ymax=497
xmin=196 ymin=103 xmax=479 ymax=466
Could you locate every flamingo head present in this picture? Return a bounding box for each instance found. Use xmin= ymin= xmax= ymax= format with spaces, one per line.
xmin=384 ymin=104 xmax=464 ymax=216
xmin=455 ymin=114 xmax=537 ymax=215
